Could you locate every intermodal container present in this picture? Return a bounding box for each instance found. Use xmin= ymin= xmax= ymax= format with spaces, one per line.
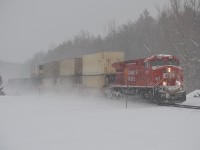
xmin=82 ymin=75 xmax=106 ymax=88
xmin=60 ymin=58 xmax=82 ymax=76
xmin=42 ymin=61 xmax=60 ymax=78
xmin=82 ymin=51 xmax=124 ymax=75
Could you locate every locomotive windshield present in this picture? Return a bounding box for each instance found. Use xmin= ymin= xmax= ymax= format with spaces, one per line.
xmin=151 ymin=59 xmax=179 ymax=66
xmin=151 ymin=60 xmax=165 ymax=66
xmin=166 ymin=59 xmax=179 ymax=66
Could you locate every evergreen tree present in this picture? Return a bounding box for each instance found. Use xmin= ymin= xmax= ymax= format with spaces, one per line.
xmin=0 ymin=76 xmax=5 ymax=95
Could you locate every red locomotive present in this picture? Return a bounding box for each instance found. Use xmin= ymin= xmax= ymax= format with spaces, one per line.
xmin=110 ymin=54 xmax=186 ymax=103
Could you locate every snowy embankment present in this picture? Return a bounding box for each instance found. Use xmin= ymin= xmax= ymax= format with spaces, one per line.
xmin=0 ymin=91 xmax=200 ymax=150
xmin=183 ymin=90 xmax=200 ymax=106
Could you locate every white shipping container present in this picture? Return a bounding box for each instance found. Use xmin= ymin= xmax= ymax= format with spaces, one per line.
xmin=83 ymin=51 xmax=124 ymax=75
xmin=82 ymin=75 xmax=106 ymax=88
xmin=60 ymin=58 xmax=82 ymax=76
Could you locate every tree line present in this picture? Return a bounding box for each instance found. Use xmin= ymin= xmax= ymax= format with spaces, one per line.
xmin=27 ymin=0 xmax=200 ymax=92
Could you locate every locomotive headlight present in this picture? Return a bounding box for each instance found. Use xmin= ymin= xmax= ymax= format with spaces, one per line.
xmin=176 ymin=81 xmax=181 ymax=86
xmin=163 ymin=81 xmax=167 ymax=86
xmin=167 ymin=67 xmax=171 ymax=73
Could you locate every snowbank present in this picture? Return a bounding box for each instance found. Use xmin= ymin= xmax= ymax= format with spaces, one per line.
xmin=187 ymin=90 xmax=200 ymax=98
xmin=183 ymin=90 xmax=200 ymax=106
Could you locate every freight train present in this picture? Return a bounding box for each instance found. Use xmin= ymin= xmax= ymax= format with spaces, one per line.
xmin=108 ymin=54 xmax=186 ymax=103
xmin=21 ymin=52 xmax=186 ymax=104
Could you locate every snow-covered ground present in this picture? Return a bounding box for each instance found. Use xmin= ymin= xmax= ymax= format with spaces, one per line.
xmin=0 ymin=91 xmax=200 ymax=150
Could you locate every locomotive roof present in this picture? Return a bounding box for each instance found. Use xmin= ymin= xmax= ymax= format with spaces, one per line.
xmin=112 ymin=54 xmax=178 ymax=69
xmin=144 ymin=54 xmax=178 ymax=61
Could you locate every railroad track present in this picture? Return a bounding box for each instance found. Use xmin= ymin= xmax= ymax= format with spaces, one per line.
xmin=158 ymin=103 xmax=200 ymax=110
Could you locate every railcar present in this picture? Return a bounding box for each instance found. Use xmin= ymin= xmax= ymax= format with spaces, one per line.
xmin=109 ymin=54 xmax=186 ymax=103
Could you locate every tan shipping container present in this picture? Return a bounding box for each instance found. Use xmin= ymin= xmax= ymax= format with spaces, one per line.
xmin=60 ymin=58 xmax=82 ymax=76
xmin=83 ymin=51 xmax=124 ymax=75
xmin=82 ymin=75 xmax=106 ymax=88
xmin=42 ymin=61 xmax=60 ymax=78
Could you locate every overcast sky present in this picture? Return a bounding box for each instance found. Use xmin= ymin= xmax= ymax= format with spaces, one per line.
xmin=0 ymin=0 xmax=169 ymax=63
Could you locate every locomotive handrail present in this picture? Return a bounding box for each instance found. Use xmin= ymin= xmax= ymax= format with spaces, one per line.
xmin=151 ymin=78 xmax=165 ymax=96
xmin=154 ymin=78 xmax=164 ymax=87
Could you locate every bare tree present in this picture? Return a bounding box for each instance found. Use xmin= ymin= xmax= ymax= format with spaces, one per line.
xmin=0 ymin=76 xmax=5 ymax=95
xmin=165 ymin=0 xmax=200 ymax=91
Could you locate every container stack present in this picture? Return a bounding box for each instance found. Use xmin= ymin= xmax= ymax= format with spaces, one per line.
xmin=28 ymin=51 xmax=124 ymax=91
xmin=42 ymin=61 xmax=60 ymax=78
xmin=41 ymin=58 xmax=82 ymax=89
xmin=60 ymin=58 xmax=82 ymax=76
xmin=58 ymin=58 xmax=82 ymax=88
xmin=82 ymin=51 xmax=124 ymax=88
xmin=41 ymin=61 xmax=60 ymax=88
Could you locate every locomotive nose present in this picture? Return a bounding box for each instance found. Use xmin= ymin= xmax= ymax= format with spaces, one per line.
xmin=162 ymin=66 xmax=183 ymax=86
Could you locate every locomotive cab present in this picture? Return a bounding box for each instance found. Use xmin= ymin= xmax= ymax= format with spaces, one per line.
xmin=145 ymin=55 xmax=186 ymax=103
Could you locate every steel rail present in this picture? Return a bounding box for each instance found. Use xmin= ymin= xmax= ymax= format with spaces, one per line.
xmin=158 ymin=103 xmax=200 ymax=110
